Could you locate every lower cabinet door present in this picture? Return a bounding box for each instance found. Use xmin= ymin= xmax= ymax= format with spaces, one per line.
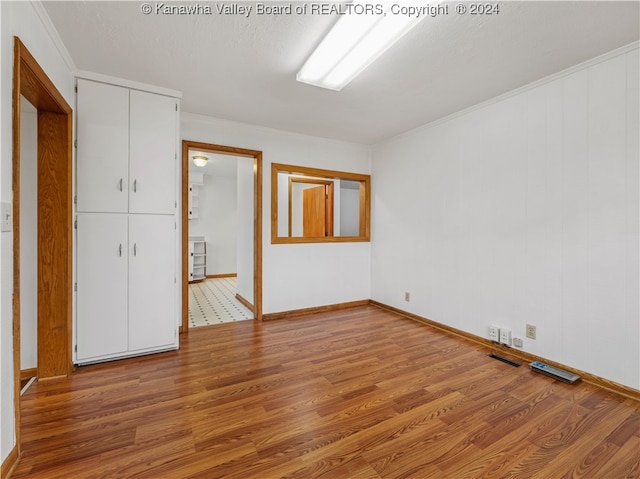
xmin=76 ymin=213 xmax=129 ymax=361
xmin=128 ymin=215 xmax=176 ymax=351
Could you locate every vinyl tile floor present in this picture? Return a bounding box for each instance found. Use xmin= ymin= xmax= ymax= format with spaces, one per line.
xmin=188 ymin=277 xmax=253 ymax=327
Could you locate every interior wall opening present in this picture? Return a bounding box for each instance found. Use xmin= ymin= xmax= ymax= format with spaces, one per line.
xmin=187 ymin=149 xmax=254 ymax=327
xmin=181 ymin=140 xmax=263 ymax=332
xmin=18 ymin=95 xmax=37 ymax=394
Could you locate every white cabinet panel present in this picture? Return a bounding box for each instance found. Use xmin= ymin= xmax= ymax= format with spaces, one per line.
xmin=76 ymin=214 xmax=129 ymax=361
xmin=75 ymin=77 xmax=180 ymax=365
xmin=129 ymin=215 xmax=176 ymax=351
xmin=188 ymin=239 xmax=206 ymax=282
xmin=76 ymin=80 xmax=129 ymax=213
xmin=188 ymin=241 xmax=194 ymax=281
xmin=130 ymin=90 xmax=177 ymax=214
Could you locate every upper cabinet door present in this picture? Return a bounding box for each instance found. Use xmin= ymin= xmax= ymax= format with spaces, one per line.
xmin=129 ymin=90 xmax=177 ymax=214
xmin=76 ymin=79 xmax=129 ymax=213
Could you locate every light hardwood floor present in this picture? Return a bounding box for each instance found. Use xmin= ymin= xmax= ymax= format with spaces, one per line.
xmin=12 ymin=306 xmax=640 ymax=478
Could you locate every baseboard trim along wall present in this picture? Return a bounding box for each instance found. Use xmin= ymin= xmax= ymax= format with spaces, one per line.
xmin=207 ymin=273 xmax=237 ymax=279
xmin=235 ymin=293 xmax=254 ymax=313
xmin=20 ymin=368 xmax=37 ymax=381
xmin=369 ymin=300 xmax=640 ymax=402
xmin=263 ymin=299 xmax=370 ymax=321
xmin=0 ymin=445 xmax=19 ymax=479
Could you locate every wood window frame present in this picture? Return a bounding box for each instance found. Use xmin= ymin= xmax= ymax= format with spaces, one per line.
xmin=271 ymin=163 xmax=370 ymax=244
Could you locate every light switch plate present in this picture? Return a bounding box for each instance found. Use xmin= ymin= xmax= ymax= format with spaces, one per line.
xmin=1 ymin=203 xmax=11 ymax=232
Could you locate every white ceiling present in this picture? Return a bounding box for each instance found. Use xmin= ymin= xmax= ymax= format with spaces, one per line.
xmin=43 ymin=1 xmax=639 ymax=145
xmin=188 ymin=150 xmax=240 ymax=177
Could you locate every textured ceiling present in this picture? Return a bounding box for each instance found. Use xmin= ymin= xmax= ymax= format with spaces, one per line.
xmin=44 ymin=1 xmax=639 ymax=145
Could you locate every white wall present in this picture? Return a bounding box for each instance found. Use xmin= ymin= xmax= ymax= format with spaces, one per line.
xmin=189 ymin=171 xmax=238 ymax=275
xmin=181 ymin=113 xmax=372 ymax=314
xmin=277 ymin=172 xmax=289 ymax=237
xmin=340 ymin=186 xmax=360 ymax=237
xmin=371 ymin=44 xmax=640 ymax=390
xmin=237 ymin=158 xmax=254 ymax=304
xmin=19 ymin=101 xmax=37 ymax=370
xmin=0 ymin=1 xmax=75 ymax=464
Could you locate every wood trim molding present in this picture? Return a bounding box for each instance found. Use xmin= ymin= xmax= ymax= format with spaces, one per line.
xmin=12 ymin=35 xmax=73 ymax=465
xmin=369 ymin=300 xmax=640 ymax=402
xmin=271 ymin=163 xmax=371 ymax=244
xmin=206 ymin=273 xmax=237 ymax=279
xmin=181 ymin=141 xmax=188 ymax=333
xmin=12 ymin=35 xmax=22 ymax=468
xmin=37 ymin=111 xmax=73 ymax=379
xmin=20 ymin=368 xmax=37 ymax=381
xmin=235 ymin=293 xmax=254 ymax=313
xmin=254 ymin=151 xmax=263 ymax=321
xmin=0 ymin=445 xmax=19 ymax=479
xmin=288 ymin=178 xmax=334 ymax=237
xmin=181 ymin=140 xmax=263 ymax=333
xmin=262 ymin=299 xmax=370 ymax=321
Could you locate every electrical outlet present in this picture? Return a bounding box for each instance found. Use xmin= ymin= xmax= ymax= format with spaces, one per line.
xmin=489 ymin=325 xmax=500 ymax=342
xmin=404 ymin=292 xmax=410 ymax=302
xmin=513 ymin=337 xmax=523 ymax=348
xmin=499 ymin=328 xmax=512 ymax=346
xmin=526 ymin=324 xmax=537 ymax=340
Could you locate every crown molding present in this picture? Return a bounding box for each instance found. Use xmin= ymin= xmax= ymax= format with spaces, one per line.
xmin=376 ymin=41 xmax=640 ymax=149
xmin=75 ymin=71 xmax=182 ymax=99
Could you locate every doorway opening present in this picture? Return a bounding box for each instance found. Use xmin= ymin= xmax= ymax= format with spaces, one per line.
xmin=181 ymin=141 xmax=262 ymax=332
xmin=12 ymin=37 xmax=73 ymax=457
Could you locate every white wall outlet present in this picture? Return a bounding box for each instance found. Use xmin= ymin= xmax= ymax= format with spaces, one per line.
xmin=1 ymin=203 xmax=11 ymax=232
xmin=513 ymin=337 xmax=523 ymax=348
xmin=526 ymin=324 xmax=537 ymax=340
xmin=404 ymin=292 xmax=410 ymax=302
xmin=489 ymin=325 xmax=499 ymax=342
xmin=499 ymin=328 xmax=512 ymax=346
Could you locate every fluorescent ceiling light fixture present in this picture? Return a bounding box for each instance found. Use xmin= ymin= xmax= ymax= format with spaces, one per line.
xmin=297 ymin=3 xmax=426 ymax=91
xmin=192 ymin=155 xmax=208 ymax=167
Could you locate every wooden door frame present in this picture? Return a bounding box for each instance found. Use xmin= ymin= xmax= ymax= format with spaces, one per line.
xmin=12 ymin=37 xmax=73 ymax=458
xmin=181 ymin=140 xmax=262 ymax=332
xmin=288 ymin=178 xmax=334 ymax=237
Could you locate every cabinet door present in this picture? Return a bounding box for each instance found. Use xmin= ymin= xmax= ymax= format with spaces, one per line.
xmin=128 ymin=215 xmax=176 ymax=351
xmin=76 ymin=80 xmax=129 ymax=213
xmin=129 ymin=90 xmax=177 ymax=215
xmin=76 ymin=214 xmax=129 ymax=361
xmin=188 ymin=241 xmax=195 ymax=281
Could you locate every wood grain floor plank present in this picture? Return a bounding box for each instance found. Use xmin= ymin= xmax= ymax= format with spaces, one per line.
xmin=11 ymin=305 xmax=640 ymax=478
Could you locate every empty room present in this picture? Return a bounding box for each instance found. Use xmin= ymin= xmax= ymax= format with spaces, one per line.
xmin=1 ymin=1 xmax=639 ymax=478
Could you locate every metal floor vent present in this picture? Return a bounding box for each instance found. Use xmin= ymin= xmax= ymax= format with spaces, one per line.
xmin=488 ymin=353 xmax=522 ymax=367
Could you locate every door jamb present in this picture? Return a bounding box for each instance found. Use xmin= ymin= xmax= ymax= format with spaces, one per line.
xmin=12 ymin=36 xmax=73 ymax=459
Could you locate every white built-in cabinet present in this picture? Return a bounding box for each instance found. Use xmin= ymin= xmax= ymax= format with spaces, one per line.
xmin=188 ymin=238 xmax=207 ymax=282
xmin=75 ymin=77 xmax=180 ymax=365
xmin=188 ymin=184 xmax=199 ymax=219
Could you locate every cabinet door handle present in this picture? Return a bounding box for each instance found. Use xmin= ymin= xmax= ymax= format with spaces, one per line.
xmin=133 ymin=243 xmax=137 ymax=256
xmin=133 ymin=179 xmax=137 ymax=193
xmin=119 ymin=244 xmax=122 ymax=257
xmin=119 ymin=178 xmax=123 ymax=192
